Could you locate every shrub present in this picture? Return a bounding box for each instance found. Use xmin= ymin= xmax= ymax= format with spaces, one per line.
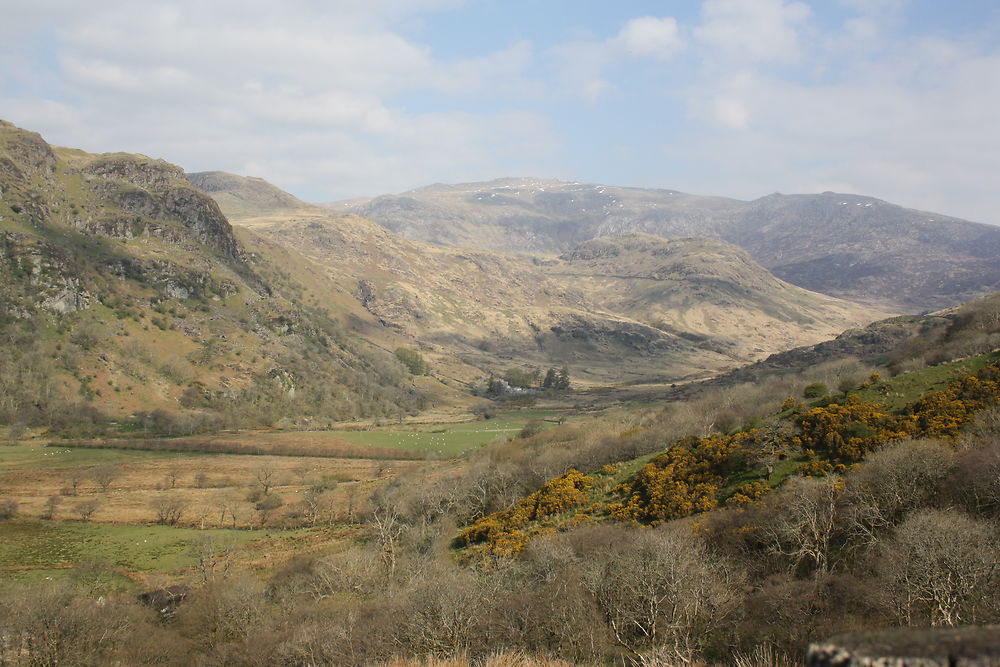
xmin=803 ymin=382 xmax=829 ymax=399
xmin=0 ymin=499 xmax=18 ymax=520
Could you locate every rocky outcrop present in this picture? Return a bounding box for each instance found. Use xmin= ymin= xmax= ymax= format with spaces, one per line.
xmin=0 ymin=231 xmax=92 ymax=315
xmin=82 ymin=153 xmax=185 ymax=189
xmin=808 ymin=626 xmax=1000 ymax=666
xmin=83 ymin=156 xmax=244 ymax=260
xmin=0 ymin=121 xmax=56 ymax=177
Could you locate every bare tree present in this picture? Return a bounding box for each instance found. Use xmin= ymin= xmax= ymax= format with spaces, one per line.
xmin=189 ymin=534 xmax=239 ymax=582
xmin=64 ymin=468 xmax=86 ymax=495
xmin=254 ymin=494 xmax=284 ymax=527
xmin=585 ymin=525 xmax=743 ymax=658
xmin=881 ymin=508 xmax=1000 ymax=626
xmin=305 ymin=548 xmax=382 ymax=601
xmin=345 ymin=484 xmax=358 ymax=523
xmin=151 ymin=494 xmax=187 ymax=525
xmin=762 ymin=476 xmax=843 ymax=577
xmin=216 ymin=491 xmax=246 ymax=529
xmin=163 ymin=466 xmax=181 ymax=490
xmin=299 ymin=486 xmax=330 ymax=526
xmin=0 ymin=499 xmax=18 ymax=520
xmin=41 ymin=495 xmax=62 ymax=520
xmin=396 ymin=564 xmax=494 ymax=657
xmin=90 ymin=464 xmax=122 ymax=492
xmin=370 ymin=507 xmax=403 ymax=577
xmin=292 ymin=463 xmax=312 ymax=484
xmin=844 ymin=440 xmax=953 ymax=548
xmin=254 ymin=466 xmax=275 ymax=495
xmin=74 ymin=499 xmax=100 ymax=521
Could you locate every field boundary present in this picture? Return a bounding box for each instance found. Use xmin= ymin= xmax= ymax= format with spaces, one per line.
xmin=56 ymin=436 xmax=425 ymax=460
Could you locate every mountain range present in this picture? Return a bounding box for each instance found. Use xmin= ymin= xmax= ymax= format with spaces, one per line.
xmin=330 ymin=177 xmax=1000 ymax=312
xmin=191 ymin=170 xmax=884 ymax=385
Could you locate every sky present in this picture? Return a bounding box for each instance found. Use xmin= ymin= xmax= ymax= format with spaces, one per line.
xmin=2 ymin=0 xmax=1000 ymax=223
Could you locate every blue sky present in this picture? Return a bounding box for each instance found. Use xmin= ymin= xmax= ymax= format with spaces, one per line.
xmin=3 ymin=1 xmax=1000 ymax=223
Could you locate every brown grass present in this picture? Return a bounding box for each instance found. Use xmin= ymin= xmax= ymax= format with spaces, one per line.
xmin=379 ymin=652 xmax=574 ymax=667
xmin=65 ymin=432 xmax=424 ymax=460
xmin=1 ymin=453 xmax=426 ymax=528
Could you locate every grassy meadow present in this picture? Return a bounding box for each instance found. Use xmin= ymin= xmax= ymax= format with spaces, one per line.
xmin=0 ymin=408 xmax=567 ymax=582
xmin=324 ymin=410 xmax=561 ymax=456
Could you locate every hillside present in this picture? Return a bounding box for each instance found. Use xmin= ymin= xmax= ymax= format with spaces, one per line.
xmin=453 ymin=294 xmax=1000 ymax=564
xmin=185 ymin=171 xmax=314 ymax=219
xmin=330 ymin=177 xmax=1000 ymax=312
xmin=0 ymin=121 xmax=426 ymax=434
xmin=550 ymin=234 xmax=883 ymax=362
xmin=193 ymin=174 xmax=885 ymax=385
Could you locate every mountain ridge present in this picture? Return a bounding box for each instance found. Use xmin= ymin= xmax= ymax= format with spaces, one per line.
xmin=327 ymin=177 xmax=1000 ymax=312
xmin=191 ymin=171 xmax=886 ymax=384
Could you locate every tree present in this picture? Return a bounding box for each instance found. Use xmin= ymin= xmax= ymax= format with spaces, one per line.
xmin=370 ymin=507 xmax=403 ymax=577
xmin=0 ymin=498 xmax=18 ymax=520
xmin=90 ymin=464 xmax=122 ymax=492
xmin=65 ymin=468 xmax=86 ymax=495
xmin=394 ymin=348 xmax=429 ymax=376
xmin=762 ymin=476 xmax=842 ymax=577
xmin=254 ymin=466 xmax=276 ymax=495
xmin=504 ymin=367 xmax=539 ymax=389
xmin=585 ymin=526 xmax=743 ymax=658
xmin=163 ymin=466 xmax=181 ymax=489
xmin=41 ymin=495 xmax=62 ymax=520
xmin=554 ymin=366 xmax=571 ymax=390
xmin=881 ymin=508 xmax=999 ymax=626
xmin=254 ymin=494 xmax=284 ymax=526
xmin=837 ymin=376 xmax=858 ymax=394
xmin=75 ymin=499 xmax=100 ymax=521
xmin=542 ymin=367 xmax=558 ymax=389
xmin=298 ymin=486 xmax=331 ymax=526
xmin=151 ymin=494 xmax=187 ymax=525
xmin=843 ymin=440 xmax=953 ymax=547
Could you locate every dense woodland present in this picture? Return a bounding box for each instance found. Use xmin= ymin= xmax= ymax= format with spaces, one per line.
xmin=2 ymin=293 xmax=1000 ymax=665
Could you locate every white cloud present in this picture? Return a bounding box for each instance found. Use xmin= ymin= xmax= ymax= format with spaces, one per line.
xmin=695 ymin=0 xmax=811 ymax=63
xmin=0 ymin=0 xmax=556 ymax=200
xmin=613 ymin=17 xmax=684 ymax=61
xmin=550 ymin=15 xmax=684 ymax=100
xmin=673 ymin=28 xmax=1000 ymax=223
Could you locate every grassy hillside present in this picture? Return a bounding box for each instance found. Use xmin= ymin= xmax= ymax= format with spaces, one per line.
xmin=442 ymin=292 xmax=1000 ymax=562
xmin=0 ymin=121 xmax=428 ymax=436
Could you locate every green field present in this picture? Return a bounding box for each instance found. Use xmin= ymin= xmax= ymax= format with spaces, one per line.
xmin=325 ymin=411 xmax=563 ymax=457
xmin=854 ymin=352 xmax=1000 ymax=411
xmin=0 ymin=520 xmax=262 ymax=577
xmin=0 ymin=443 xmax=189 ymax=472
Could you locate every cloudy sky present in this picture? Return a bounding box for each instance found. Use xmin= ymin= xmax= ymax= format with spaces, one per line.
xmin=2 ymin=0 xmax=1000 ymax=223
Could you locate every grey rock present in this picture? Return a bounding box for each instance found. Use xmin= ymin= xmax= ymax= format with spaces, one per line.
xmin=808 ymin=626 xmax=1000 ymax=666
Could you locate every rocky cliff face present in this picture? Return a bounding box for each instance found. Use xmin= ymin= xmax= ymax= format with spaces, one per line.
xmin=82 ymin=155 xmax=244 ymax=260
